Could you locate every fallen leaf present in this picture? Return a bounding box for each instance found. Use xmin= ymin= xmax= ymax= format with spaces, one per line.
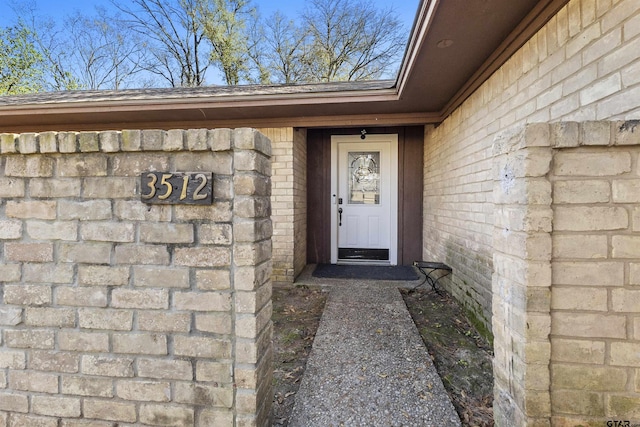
xmin=377 ymin=373 xmax=388 ymax=378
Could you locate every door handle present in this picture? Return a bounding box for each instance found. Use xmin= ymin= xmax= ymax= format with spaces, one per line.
xmin=338 ymin=207 xmax=343 ymax=226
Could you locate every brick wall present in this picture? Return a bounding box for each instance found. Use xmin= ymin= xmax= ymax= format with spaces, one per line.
xmin=423 ymin=0 xmax=640 ymax=332
xmin=0 ymin=128 xmax=273 ymax=426
xmin=259 ymin=128 xmax=307 ymax=284
xmin=549 ymin=122 xmax=640 ymax=426
xmin=492 ymin=121 xmax=640 ymax=426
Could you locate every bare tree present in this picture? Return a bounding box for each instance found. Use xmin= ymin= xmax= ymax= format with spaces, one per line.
xmin=260 ymin=11 xmax=308 ymax=84
xmin=114 ymin=0 xmax=212 ymax=87
xmin=66 ymin=9 xmax=149 ymax=90
xmin=301 ymin=0 xmax=405 ymax=82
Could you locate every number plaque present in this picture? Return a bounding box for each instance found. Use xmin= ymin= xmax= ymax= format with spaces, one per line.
xmin=141 ymin=172 xmax=213 ymax=205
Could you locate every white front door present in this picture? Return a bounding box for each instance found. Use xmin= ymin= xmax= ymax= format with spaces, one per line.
xmin=330 ymin=134 xmax=398 ymax=265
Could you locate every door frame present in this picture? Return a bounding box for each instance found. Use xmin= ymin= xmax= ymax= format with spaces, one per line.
xmin=330 ymin=134 xmax=399 ymax=265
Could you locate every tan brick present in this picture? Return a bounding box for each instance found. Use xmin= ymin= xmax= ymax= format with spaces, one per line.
xmin=58 ymin=331 xmax=109 ymax=352
xmin=164 ymin=129 xmax=184 ymax=151
xmin=4 ymin=329 xmax=55 ymax=349
xmin=0 ymin=307 xmax=22 ymax=326
xmin=0 ymin=391 xmax=28 ymax=412
xmin=116 ymin=380 xmax=170 ymax=402
xmin=111 ymin=153 xmax=169 ymax=176
xmin=6 ymin=201 xmax=55 ymax=219
xmin=7 ymin=413 xmax=58 ymax=427
xmin=138 ymin=311 xmax=191 ymax=333
xmin=32 ymin=395 xmax=81 ymax=417
xmin=0 ymin=264 xmax=21 ymax=282
xmin=56 ymin=286 xmax=108 ymax=307
xmin=111 ymin=289 xmax=168 ymax=309
xmin=236 ymin=302 xmax=272 ymax=339
xmin=57 ymin=132 xmax=77 ymax=153
xmin=174 ymin=247 xmax=231 ymax=267
xmin=174 ymin=382 xmax=233 ymax=407
xmin=25 ymin=307 xmax=75 ymax=327
xmin=114 ymin=244 xmax=170 ymax=265
xmin=551 ymin=390 xmax=604 ymax=416
xmin=3 ymin=284 xmax=51 ymax=306
xmin=0 ymin=219 xmax=22 ymax=239
xmin=99 ymin=130 xmax=121 ymax=152
xmin=553 ymin=180 xmax=610 ymax=203
xmin=133 ymin=266 xmax=189 ymax=288
xmin=81 ymin=355 xmax=134 ymax=377
xmin=58 ymin=200 xmax=112 ymax=220
xmin=59 ymin=242 xmax=111 ymax=264
xmin=610 ymin=342 xmax=640 ymax=367
xmin=236 ymin=286 xmax=271 ymax=314
xmin=83 ymin=399 xmax=137 ymax=423
xmin=30 ymin=178 xmax=81 ymax=198
xmin=186 ymin=128 xmax=208 ymax=150
xmin=613 ymin=179 xmax=640 ymax=203
xmin=9 ymin=370 xmax=58 ymax=393
xmin=196 ymin=269 xmax=231 ymax=290
xmin=209 ymin=128 xmax=232 ymax=151
xmin=174 ymin=151 xmax=232 ymax=174
xmin=174 ymin=291 xmax=231 ymax=311
xmin=83 ymin=177 xmax=136 ymax=199
xmin=23 ymin=263 xmax=74 ymax=284
xmin=139 ymin=223 xmax=194 ymax=243
xmin=60 ymin=420 xmax=115 ymax=427
xmin=4 ymin=242 xmax=53 ymax=262
xmin=174 ymin=202 xmax=232 ymax=221
xmin=4 ymin=156 xmax=53 ymax=177
xmin=78 ymin=265 xmax=129 ymax=286
xmin=198 ymin=409 xmax=233 ymax=427
xmin=0 ymin=133 xmax=17 ymax=152
xmin=196 ymin=361 xmax=233 ymax=383
xmin=61 ymin=376 xmax=113 ymax=397
xmin=0 ymin=177 xmax=25 ymax=197
xmin=16 ymin=134 xmax=36 ymax=153
xmin=611 ymin=289 xmax=640 ymax=312
xmin=554 ymin=206 xmax=628 ymax=231
xmin=234 ymin=263 xmax=271 ymax=291
xmin=137 ymin=358 xmax=192 ymax=380
xmin=122 ymin=129 xmax=141 ymax=151
xmin=612 ymin=236 xmax=640 ymax=258
xmin=29 ymin=350 xmax=79 ymax=373
xmin=173 ymin=336 xmax=231 ymax=358
xmin=78 ymin=308 xmax=133 ymax=331
xmin=552 ymin=261 xmax=623 ymax=286
xmin=553 ymin=364 xmax=627 ymax=391
xmin=636 ymin=317 xmax=640 ymax=340
xmin=234 ymin=174 xmax=270 ymax=197
xmin=635 ymin=207 xmax=640 ymax=232
xmin=139 ymin=404 xmax=194 ymax=427
xmin=78 ymin=132 xmax=99 ymax=152
xmin=198 ymin=223 xmax=233 ymax=245
xmin=57 ymin=154 xmax=106 ymax=176
xmin=552 ymin=287 xmax=607 ymax=311
xmin=114 ymin=200 xmax=171 ymax=221
xmin=554 ymin=151 xmax=631 ymax=176
xmin=81 ymin=222 xmax=134 ymax=242
xmin=552 ymin=312 xmax=626 ymax=338
xmin=141 ymin=129 xmax=166 ymax=150
xmin=26 ymin=220 xmax=77 ymax=241
xmin=195 ymin=312 xmax=232 ymax=334
xmin=113 ymin=333 xmax=167 ymax=355
xmin=234 ymin=241 xmax=272 ymax=266
xmin=0 ymin=351 xmax=25 ymax=369
xmin=606 ymin=395 xmax=640 ymax=418
xmin=551 ymin=338 xmax=606 ymax=364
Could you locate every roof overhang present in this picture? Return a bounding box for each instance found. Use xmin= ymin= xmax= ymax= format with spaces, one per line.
xmin=0 ymin=0 xmax=569 ymax=132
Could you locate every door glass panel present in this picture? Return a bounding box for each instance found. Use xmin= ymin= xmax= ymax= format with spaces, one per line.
xmin=348 ymin=151 xmax=380 ymax=204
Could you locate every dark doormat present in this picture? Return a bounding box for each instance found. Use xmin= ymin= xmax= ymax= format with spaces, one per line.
xmin=312 ymin=264 xmax=419 ymax=281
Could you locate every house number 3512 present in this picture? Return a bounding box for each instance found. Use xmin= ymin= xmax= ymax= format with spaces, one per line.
xmin=140 ymin=172 xmax=213 ymax=205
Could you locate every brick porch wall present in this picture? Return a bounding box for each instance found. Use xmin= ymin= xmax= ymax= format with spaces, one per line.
xmin=0 ymin=128 xmax=272 ymax=426
xmin=259 ymin=128 xmax=307 ymax=284
xmin=423 ymin=0 xmax=640 ymax=335
xmin=492 ymin=122 xmax=640 ymax=426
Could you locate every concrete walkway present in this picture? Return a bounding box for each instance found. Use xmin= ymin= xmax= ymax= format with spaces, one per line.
xmin=288 ymin=274 xmax=461 ymax=427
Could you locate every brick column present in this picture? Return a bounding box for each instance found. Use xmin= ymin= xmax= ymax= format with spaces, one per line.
xmin=492 ymin=124 xmax=553 ymax=426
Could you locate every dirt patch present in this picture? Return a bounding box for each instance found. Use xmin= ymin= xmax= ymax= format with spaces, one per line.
xmin=401 ymin=288 xmax=494 ymax=427
xmin=271 ymin=284 xmax=327 ymax=426
xmin=271 ymin=284 xmax=493 ymax=427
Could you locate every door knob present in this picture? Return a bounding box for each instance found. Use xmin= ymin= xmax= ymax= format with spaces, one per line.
xmin=338 ymin=207 xmax=343 ymax=226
